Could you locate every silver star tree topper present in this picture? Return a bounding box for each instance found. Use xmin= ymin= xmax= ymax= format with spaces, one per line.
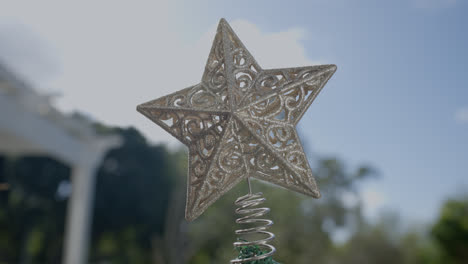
xmin=137 ymin=18 xmax=336 ymax=221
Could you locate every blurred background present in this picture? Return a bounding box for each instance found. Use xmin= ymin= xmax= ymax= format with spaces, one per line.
xmin=1 ymin=1 xmax=467 ymax=263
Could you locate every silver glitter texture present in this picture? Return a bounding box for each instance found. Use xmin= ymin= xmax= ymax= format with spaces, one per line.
xmin=137 ymin=18 xmax=336 ymax=221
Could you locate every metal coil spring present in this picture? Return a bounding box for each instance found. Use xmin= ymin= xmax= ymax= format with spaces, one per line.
xmin=230 ymin=191 xmax=276 ymax=263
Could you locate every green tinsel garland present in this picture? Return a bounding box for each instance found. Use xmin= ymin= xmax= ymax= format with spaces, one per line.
xmin=236 ymin=244 xmax=281 ymax=264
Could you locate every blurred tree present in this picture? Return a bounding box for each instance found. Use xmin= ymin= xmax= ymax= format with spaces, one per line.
xmin=0 ymin=124 xmax=186 ymax=264
xmin=400 ymin=230 xmax=447 ymax=264
xmin=332 ymin=211 xmax=404 ymax=264
xmin=6 ymin=121 xmax=463 ymax=264
xmin=187 ymin=158 xmax=376 ymax=264
xmin=89 ymin=126 xmax=184 ymax=264
xmin=0 ymin=156 xmax=70 ymax=263
xmin=334 ymin=226 xmax=404 ymax=264
xmin=431 ymin=197 xmax=468 ymax=264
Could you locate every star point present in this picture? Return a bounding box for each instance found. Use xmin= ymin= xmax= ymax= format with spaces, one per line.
xmin=137 ymin=19 xmax=336 ymax=221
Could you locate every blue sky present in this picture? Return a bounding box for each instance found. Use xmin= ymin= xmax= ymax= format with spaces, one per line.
xmin=0 ymin=0 xmax=467 ymax=223
xmin=171 ymin=0 xmax=468 ymax=222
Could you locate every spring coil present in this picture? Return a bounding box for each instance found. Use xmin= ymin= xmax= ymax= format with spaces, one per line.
xmin=230 ymin=192 xmax=276 ymax=263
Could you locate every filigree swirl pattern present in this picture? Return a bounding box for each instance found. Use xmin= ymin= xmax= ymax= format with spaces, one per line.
xmin=137 ymin=18 xmax=337 ymax=221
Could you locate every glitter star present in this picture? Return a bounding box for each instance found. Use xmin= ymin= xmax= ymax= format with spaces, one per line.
xmin=137 ymin=19 xmax=336 ymax=221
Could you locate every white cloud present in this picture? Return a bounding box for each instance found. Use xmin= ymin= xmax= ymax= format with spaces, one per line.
xmin=455 ymin=107 xmax=468 ymax=124
xmin=227 ymin=20 xmax=317 ymax=68
xmin=0 ymin=3 xmax=317 ymax=146
xmin=0 ymin=23 xmax=60 ymax=84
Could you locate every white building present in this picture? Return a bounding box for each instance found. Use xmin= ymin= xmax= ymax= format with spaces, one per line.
xmin=0 ymin=62 xmax=120 ymax=264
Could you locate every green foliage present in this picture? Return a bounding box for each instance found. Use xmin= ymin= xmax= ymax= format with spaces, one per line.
xmin=188 ymin=158 xmax=375 ymax=264
xmin=334 ymin=222 xmax=404 ymax=264
xmin=0 ymin=155 xmax=69 ymax=263
xmin=0 ymin=126 xmax=181 ymax=263
xmin=431 ymin=197 xmax=468 ymax=264
xmin=2 ymin=121 xmax=467 ymax=264
xmin=90 ymin=126 xmax=181 ymax=263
